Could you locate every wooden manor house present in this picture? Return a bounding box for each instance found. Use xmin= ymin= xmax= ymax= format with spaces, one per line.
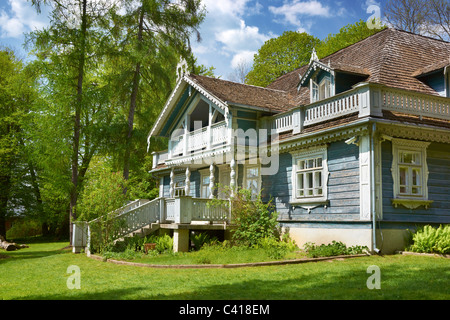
xmin=74 ymin=28 xmax=450 ymax=255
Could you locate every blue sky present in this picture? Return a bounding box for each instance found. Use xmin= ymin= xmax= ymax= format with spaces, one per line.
xmin=0 ymin=0 xmax=386 ymax=79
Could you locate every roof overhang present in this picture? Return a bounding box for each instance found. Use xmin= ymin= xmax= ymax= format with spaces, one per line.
xmin=147 ymin=74 xmax=229 ymax=150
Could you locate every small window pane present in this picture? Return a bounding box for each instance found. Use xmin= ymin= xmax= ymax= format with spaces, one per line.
xmin=399 ymin=167 xmax=408 ymax=186
xmin=412 ymin=169 xmax=421 ymax=186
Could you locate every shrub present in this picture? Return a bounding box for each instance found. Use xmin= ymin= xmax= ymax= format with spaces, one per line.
xmin=230 ymin=188 xmax=280 ymax=246
xmin=255 ymin=237 xmax=297 ymax=260
xmin=6 ymin=219 xmax=42 ymax=239
xmin=408 ymin=225 xmax=450 ymax=254
xmin=303 ymin=241 xmax=368 ymax=258
xmin=190 ymin=232 xmax=218 ymax=251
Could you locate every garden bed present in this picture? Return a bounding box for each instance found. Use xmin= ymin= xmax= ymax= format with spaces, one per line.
xmin=89 ymin=253 xmax=370 ymax=269
xmin=398 ymin=251 xmax=450 ymax=259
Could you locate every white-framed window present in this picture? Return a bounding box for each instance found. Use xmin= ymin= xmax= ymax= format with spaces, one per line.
xmin=391 ymin=138 xmax=432 ymax=209
xmin=311 ymin=80 xmax=319 ymax=102
xmin=244 ymin=164 xmax=260 ymax=199
xmin=290 ymin=146 xmax=328 ymax=205
xmin=199 ymin=169 xmax=211 ymax=199
xmin=173 ymin=174 xmax=185 ymax=197
xmin=311 ymin=77 xmax=332 ymax=102
xmin=319 ymin=78 xmax=331 ymax=100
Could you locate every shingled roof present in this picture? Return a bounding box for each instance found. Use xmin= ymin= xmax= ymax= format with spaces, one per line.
xmin=188 ymin=28 xmax=450 ymax=114
xmin=187 ymin=73 xmax=298 ymax=113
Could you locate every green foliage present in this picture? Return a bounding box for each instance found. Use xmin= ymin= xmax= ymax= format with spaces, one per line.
xmin=6 ymin=219 xmax=42 ymax=240
xmin=190 ymin=232 xmax=217 ymax=251
xmin=408 ymin=225 xmax=450 ymax=254
xmin=254 ymin=237 xmax=298 ymax=260
xmin=316 ymin=20 xmax=385 ymax=58
xmin=246 ymin=20 xmax=385 ymax=88
xmin=230 ymin=188 xmax=280 ymax=246
xmin=246 ymin=31 xmax=320 ymax=87
xmin=77 ymin=160 xmax=128 ymax=222
xmin=303 ymin=241 xmax=368 ymax=258
xmin=106 ymin=233 xmax=174 ymax=258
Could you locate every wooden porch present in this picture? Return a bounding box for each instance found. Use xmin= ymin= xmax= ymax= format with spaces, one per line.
xmin=73 ymin=197 xmax=231 ymax=254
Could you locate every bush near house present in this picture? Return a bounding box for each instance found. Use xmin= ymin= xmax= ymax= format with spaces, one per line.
xmin=303 ymin=241 xmax=369 ymax=258
xmin=408 ymin=225 xmax=450 ymax=254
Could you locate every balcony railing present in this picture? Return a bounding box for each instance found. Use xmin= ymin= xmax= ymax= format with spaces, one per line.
xmin=168 ymin=120 xmax=228 ymax=159
xmin=271 ymin=83 xmax=450 ymax=135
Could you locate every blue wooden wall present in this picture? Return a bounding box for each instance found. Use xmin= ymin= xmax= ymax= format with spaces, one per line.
xmin=381 ymin=141 xmax=450 ymax=224
xmin=262 ymin=140 xmax=361 ymax=222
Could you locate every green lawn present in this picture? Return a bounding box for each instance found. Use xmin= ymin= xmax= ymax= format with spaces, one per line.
xmin=0 ymin=239 xmax=449 ymax=300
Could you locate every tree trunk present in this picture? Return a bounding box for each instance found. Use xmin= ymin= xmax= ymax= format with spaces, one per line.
xmin=123 ymin=7 xmax=145 ymax=191
xmin=69 ymin=0 xmax=88 ymax=245
xmin=0 ymin=235 xmax=28 ymax=251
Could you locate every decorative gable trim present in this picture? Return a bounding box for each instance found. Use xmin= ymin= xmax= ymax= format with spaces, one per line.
xmin=147 ymin=74 xmax=230 ymax=146
xmin=298 ymin=60 xmax=334 ymax=89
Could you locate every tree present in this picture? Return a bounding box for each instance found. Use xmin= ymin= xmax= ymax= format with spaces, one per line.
xmin=384 ymin=0 xmax=450 ymax=41
xmin=228 ymin=59 xmax=252 ymax=84
xmin=317 ymin=20 xmax=385 ymax=58
xmin=29 ymin=0 xmax=117 ymax=241
xmin=424 ymin=0 xmax=450 ymax=41
xmin=245 ymin=21 xmax=384 ymax=88
xmin=110 ymin=0 xmax=205 ymax=190
xmin=0 ymin=49 xmax=36 ymax=239
xmin=246 ymin=31 xmax=321 ymax=87
xmin=384 ymin=0 xmax=430 ymax=34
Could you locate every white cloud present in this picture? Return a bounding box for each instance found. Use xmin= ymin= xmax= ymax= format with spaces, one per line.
xmin=231 ymin=50 xmax=256 ymax=69
xmin=0 ymin=0 xmax=48 ymax=38
xmin=216 ymin=19 xmax=273 ymax=73
xmin=269 ymin=0 xmax=331 ymax=27
xmin=216 ymin=20 xmax=271 ymax=53
xmin=193 ymin=0 xmax=273 ymax=78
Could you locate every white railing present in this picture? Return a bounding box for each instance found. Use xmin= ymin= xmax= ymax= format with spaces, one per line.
xmin=191 ymin=198 xmax=230 ymax=221
xmin=171 ymin=136 xmax=184 ymax=156
xmin=304 ymin=89 xmax=360 ymax=126
xmin=269 ymin=83 xmax=450 ymax=134
xmin=188 ymin=126 xmax=208 ymax=151
xmin=168 ymin=121 xmax=228 ymax=159
xmin=382 ymin=87 xmax=450 ymax=120
xmin=89 ymin=198 xmax=161 ymax=241
xmin=211 ymin=121 xmax=228 ymax=145
xmin=272 ymin=111 xmax=293 ymax=134
xmin=165 ymin=198 xmax=176 ymax=222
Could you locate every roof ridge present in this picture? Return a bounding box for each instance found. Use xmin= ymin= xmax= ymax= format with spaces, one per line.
xmin=189 ymin=73 xmax=290 ymax=94
xmin=391 ymin=27 xmax=450 ymax=44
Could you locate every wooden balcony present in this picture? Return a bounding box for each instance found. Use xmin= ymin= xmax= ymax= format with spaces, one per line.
xmin=169 ymin=120 xmax=229 ymax=159
xmin=271 ymin=83 xmax=450 ymax=135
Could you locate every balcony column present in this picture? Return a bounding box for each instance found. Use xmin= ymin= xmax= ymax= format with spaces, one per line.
xmin=230 ymin=157 xmax=236 ymax=197
xmin=169 ymin=168 xmax=175 ymax=198
xmin=185 ymin=167 xmax=191 ymax=196
xmin=209 ymin=164 xmax=215 ymax=199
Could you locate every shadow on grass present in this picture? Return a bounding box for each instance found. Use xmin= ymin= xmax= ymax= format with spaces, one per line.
xmin=19 ymin=263 xmax=450 ymax=300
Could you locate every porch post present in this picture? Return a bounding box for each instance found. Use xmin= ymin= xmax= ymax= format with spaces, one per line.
xmin=230 ymin=157 xmax=236 ymax=197
xmin=169 ymin=168 xmax=175 ymax=198
xmin=209 ymin=164 xmax=215 ymax=199
xmin=185 ymin=167 xmax=191 ymax=196
xmin=173 ymin=229 xmax=190 ymax=253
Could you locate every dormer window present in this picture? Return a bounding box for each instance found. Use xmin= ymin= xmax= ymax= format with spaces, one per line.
xmin=311 ymin=76 xmax=332 ymax=103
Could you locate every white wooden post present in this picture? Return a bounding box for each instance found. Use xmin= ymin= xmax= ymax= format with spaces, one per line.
xmin=169 ymin=168 xmax=175 ymax=198
xmin=359 ymin=135 xmax=372 ymax=221
xmin=209 ymin=164 xmax=215 ymax=199
xmin=185 ymin=167 xmax=191 ymax=196
xmin=230 ymin=157 xmax=236 ymax=197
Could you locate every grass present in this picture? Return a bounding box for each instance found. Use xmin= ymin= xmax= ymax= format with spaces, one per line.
xmin=104 ymin=245 xmax=306 ymax=265
xmin=0 ymin=238 xmax=449 ymax=300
